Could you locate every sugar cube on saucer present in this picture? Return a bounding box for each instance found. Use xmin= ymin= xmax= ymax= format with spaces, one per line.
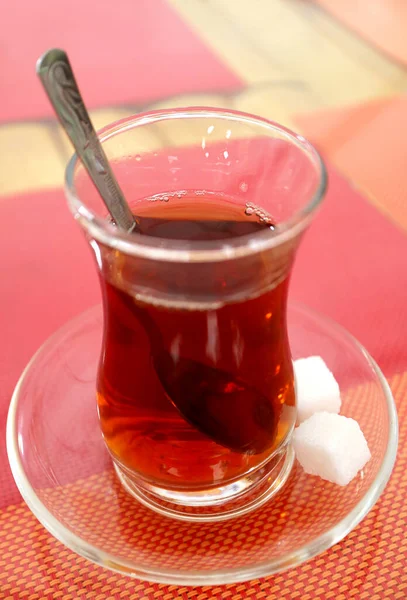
xmin=294 ymin=356 xmax=341 ymax=423
xmin=292 ymin=412 xmax=371 ymax=486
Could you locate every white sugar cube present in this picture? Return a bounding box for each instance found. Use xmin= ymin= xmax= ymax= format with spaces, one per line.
xmin=292 ymin=412 xmax=371 ymax=486
xmin=294 ymin=356 xmax=341 ymax=423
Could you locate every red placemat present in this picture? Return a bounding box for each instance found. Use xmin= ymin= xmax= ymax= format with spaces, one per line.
xmin=0 ymin=0 xmax=242 ymax=124
xmin=0 ymin=164 xmax=406 ymax=598
xmin=1 ymin=413 xmax=406 ymax=600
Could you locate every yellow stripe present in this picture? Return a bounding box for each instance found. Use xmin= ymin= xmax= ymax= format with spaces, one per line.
xmin=169 ymin=0 xmax=407 ymax=109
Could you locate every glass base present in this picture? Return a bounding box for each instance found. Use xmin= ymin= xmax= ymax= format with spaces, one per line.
xmin=113 ymin=445 xmax=295 ymax=522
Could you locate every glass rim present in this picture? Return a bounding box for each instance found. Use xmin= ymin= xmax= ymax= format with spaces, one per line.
xmin=65 ymin=107 xmax=327 ymax=263
xmin=6 ymin=303 xmax=398 ymax=585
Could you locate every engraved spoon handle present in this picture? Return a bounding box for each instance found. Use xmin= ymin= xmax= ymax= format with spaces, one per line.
xmin=36 ymin=48 xmax=137 ymax=232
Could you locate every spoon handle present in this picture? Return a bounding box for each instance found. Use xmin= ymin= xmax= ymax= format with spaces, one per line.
xmin=37 ymin=48 xmax=137 ymax=232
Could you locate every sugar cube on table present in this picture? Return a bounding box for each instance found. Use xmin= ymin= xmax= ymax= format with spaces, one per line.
xmin=294 ymin=356 xmax=341 ymax=423
xmin=292 ymin=412 xmax=371 ymax=486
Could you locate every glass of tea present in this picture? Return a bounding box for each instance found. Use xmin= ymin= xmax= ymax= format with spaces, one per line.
xmin=65 ymin=108 xmax=327 ymax=521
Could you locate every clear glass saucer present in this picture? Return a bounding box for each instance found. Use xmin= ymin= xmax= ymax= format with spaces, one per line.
xmin=7 ymin=303 xmax=398 ymax=585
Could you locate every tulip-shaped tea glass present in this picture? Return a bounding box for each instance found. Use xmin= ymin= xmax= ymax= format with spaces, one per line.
xmin=65 ymin=108 xmax=326 ymax=521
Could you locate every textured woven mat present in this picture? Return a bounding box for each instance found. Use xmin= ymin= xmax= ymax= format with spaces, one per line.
xmin=1 ymin=372 xmax=405 ymax=599
xmin=1 ymin=1 xmax=407 ymax=596
xmin=1 ymin=166 xmax=406 ymax=597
